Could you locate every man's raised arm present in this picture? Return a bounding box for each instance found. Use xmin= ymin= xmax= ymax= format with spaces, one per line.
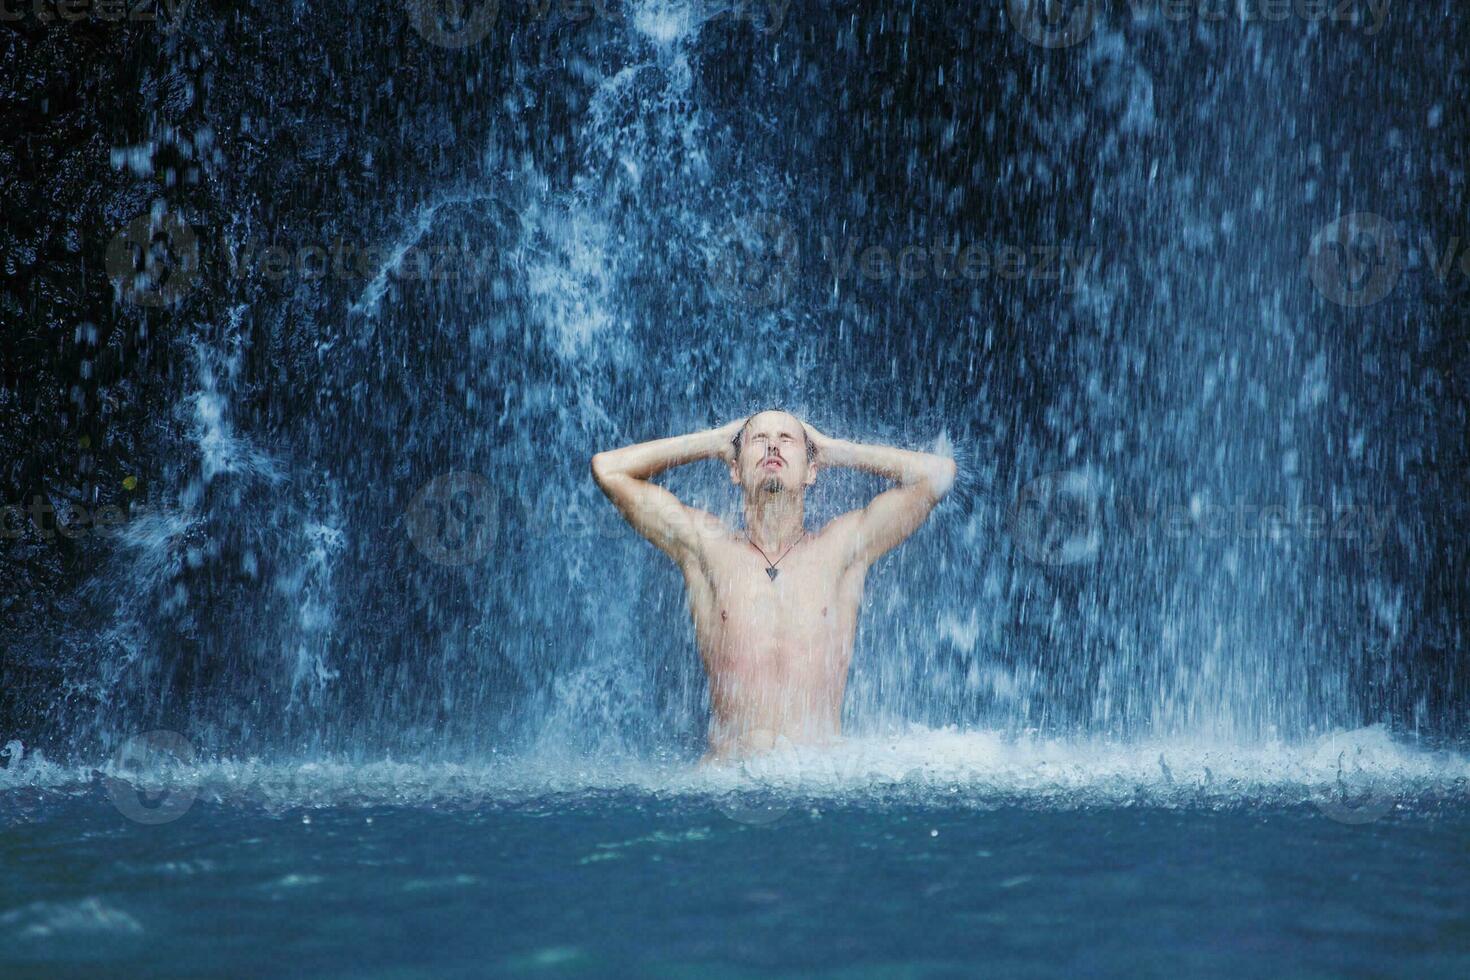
xmin=590 ymin=420 xmax=741 ymax=562
xmin=809 ymin=425 xmax=956 ymax=568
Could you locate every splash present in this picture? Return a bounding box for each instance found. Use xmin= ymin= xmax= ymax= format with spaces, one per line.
xmin=4 ymin=727 xmax=1465 ymax=823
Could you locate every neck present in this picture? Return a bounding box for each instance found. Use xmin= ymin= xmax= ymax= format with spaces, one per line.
xmin=743 ymin=491 xmax=805 ymax=552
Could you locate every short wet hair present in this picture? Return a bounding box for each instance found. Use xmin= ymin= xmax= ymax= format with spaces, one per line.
xmin=731 ymin=410 xmax=817 ymax=463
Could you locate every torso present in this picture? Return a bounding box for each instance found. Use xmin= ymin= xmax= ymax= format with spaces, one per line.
xmin=679 ymin=521 xmax=866 ymax=760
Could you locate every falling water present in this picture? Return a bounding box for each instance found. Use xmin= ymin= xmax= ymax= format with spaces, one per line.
xmin=5 ymin=1 xmax=1465 ymax=785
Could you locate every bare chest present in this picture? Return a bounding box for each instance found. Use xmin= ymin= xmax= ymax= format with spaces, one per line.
xmin=684 ymin=538 xmax=864 ymax=657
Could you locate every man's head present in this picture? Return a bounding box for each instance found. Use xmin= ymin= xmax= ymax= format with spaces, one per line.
xmin=728 ymin=410 xmax=818 ymax=497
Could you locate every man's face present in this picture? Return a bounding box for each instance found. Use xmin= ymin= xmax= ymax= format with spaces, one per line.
xmin=729 ymin=411 xmax=816 ymax=497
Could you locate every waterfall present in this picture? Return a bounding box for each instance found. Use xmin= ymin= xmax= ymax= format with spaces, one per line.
xmin=8 ymin=0 xmax=1462 ymax=764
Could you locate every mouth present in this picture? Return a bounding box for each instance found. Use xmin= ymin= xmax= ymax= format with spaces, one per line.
xmin=761 ymin=457 xmax=784 ymax=470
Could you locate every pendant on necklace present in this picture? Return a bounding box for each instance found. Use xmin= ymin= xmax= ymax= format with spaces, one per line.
xmin=766 ymin=567 xmax=779 ymax=581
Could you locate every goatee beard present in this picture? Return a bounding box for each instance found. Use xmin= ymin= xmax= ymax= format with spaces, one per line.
xmin=761 ymin=477 xmax=784 ymax=494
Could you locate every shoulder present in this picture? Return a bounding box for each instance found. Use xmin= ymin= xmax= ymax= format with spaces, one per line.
xmin=810 ymin=510 xmax=865 ymax=558
xmin=678 ymin=510 xmax=739 ymax=563
xmin=814 ymin=510 xmax=863 ymax=540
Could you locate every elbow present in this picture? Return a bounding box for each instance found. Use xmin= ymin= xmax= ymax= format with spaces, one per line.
xmin=591 ymin=451 xmax=632 ymax=492
xmin=590 ymin=452 xmax=613 ymax=487
xmin=930 ymin=457 xmax=957 ymax=498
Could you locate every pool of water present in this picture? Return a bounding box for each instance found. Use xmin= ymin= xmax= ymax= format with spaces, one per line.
xmin=3 ymin=728 xmax=1468 ymax=977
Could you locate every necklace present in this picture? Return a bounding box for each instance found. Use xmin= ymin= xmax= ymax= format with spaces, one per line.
xmin=747 ymin=530 xmax=805 ymax=581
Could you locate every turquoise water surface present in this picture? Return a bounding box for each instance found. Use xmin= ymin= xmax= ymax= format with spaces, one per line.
xmin=4 ymin=730 xmax=1468 ymax=977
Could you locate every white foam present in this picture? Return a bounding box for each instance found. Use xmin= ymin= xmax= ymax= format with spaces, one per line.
xmin=2 ymin=726 xmax=1465 ymax=813
xmin=0 ymin=898 xmax=144 ymax=939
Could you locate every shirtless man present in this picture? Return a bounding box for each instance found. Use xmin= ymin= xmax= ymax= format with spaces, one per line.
xmin=590 ymin=411 xmax=955 ymax=761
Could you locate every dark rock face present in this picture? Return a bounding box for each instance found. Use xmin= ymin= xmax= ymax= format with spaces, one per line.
xmin=2 ymin=3 xmax=517 ymax=750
